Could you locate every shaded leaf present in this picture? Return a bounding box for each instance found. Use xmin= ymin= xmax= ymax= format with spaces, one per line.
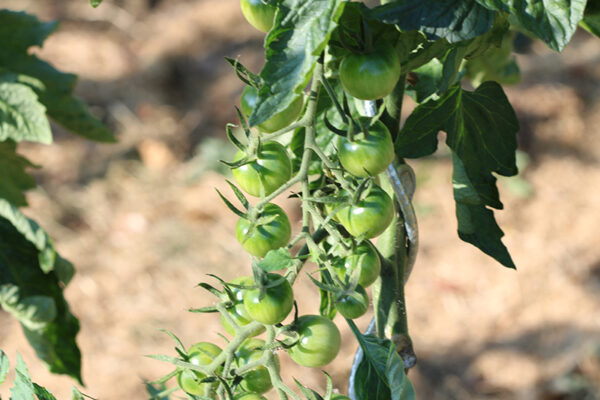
xmin=396 ymin=82 xmax=518 ymax=268
xmin=0 ymin=10 xmax=58 ymax=52
xmin=370 ymin=0 xmax=494 ymax=43
xmin=0 ymin=349 xmax=8 ymax=385
xmin=0 ymin=218 xmax=82 ymax=382
xmin=0 ymin=140 xmax=37 ymax=206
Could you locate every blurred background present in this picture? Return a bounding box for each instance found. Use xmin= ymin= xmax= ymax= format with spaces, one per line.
xmin=0 ymin=0 xmax=600 ymax=399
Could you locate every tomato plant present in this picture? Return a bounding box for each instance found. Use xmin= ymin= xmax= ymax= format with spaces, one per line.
xmin=2 ymin=0 xmax=598 ymax=399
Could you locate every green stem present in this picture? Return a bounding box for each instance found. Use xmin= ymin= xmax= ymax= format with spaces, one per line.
xmin=380 ymin=74 xmax=406 ymax=144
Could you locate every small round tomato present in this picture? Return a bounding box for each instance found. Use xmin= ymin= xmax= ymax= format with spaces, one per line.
xmin=287 ymin=315 xmax=341 ymax=367
xmin=339 ymin=43 xmax=401 ymax=100
xmin=222 ymin=277 xmax=265 ymax=336
xmin=236 ymin=203 xmax=292 ymax=258
xmin=241 ymin=86 xmax=304 ymax=133
xmin=243 ymin=273 xmax=294 ymax=325
xmin=235 ymin=393 xmax=267 ymax=400
xmin=240 ymin=0 xmax=276 ymax=33
xmin=335 ymin=240 xmax=381 ymax=288
xmin=232 ymin=141 xmax=292 ymax=197
xmin=335 ymin=285 xmax=369 ymax=319
xmin=336 ymin=184 xmax=394 ymax=239
xmin=331 ymin=395 xmax=351 ymax=400
xmin=177 ymin=342 xmax=222 ymax=396
xmin=235 ymin=339 xmax=278 ymax=394
xmin=338 ymin=118 xmax=395 ymax=177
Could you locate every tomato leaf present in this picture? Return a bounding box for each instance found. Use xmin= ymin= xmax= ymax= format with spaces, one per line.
xmin=0 ymin=80 xmax=52 ymax=144
xmin=0 ymin=11 xmax=114 ymax=142
xmin=257 ymin=248 xmax=295 ymax=272
xmin=348 ymin=321 xmax=415 ymax=400
xmin=89 ymin=0 xmax=103 ymax=7
xmin=369 ymin=0 xmax=494 ymax=43
xmin=396 ymin=82 xmax=518 ymax=268
xmin=0 ymin=141 xmax=37 ymax=207
xmin=0 ymin=219 xmax=82 ymax=383
xmin=474 ymin=0 xmax=586 ymax=51
xmin=248 ymin=0 xmax=346 ymax=127
xmin=580 ymin=0 xmax=600 ymax=38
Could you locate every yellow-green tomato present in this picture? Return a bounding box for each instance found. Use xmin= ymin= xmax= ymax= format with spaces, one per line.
xmin=338 ymin=118 xmax=395 ymax=177
xmin=177 ymin=342 xmax=222 ymax=396
xmin=240 ymin=0 xmax=276 ymax=33
xmin=235 ymin=393 xmax=267 ymax=400
xmin=335 ymin=285 xmax=369 ymax=319
xmin=335 ymin=240 xmax=381 ymax=288
xmin=339 ymin=43 xmax=401 ymax=100
xmin=231 ymin=141 xmax=292 ymax=197
xmin=336 ymin=185 xmax=394 ymax=239
xmin=243 ymin=273 xmax=294 ymax=325
xmin=222 ymin=277 xmax=265 ymax=336
xmin=236 ymin=203 xmax=292 ymax=258
xmin=287 ymin=315 xmax=341 ymax=367
xmin=331 ymin=395 xmax=352 ymax=400
xmin=235 ymin=339 xmax=278 ymax=394
xmin=241 ymin=86 xmax=304 ymax=133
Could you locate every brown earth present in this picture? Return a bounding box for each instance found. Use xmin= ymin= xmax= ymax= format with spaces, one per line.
xmin=1 ymin=1 xmax=600 ymax=399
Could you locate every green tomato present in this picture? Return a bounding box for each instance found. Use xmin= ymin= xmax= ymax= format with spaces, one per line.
xmin=241 ymin=86 xmax=304 ymax=133
xmin=235 ymin=339 xmax=279 ymax=394
xmin=236 ymin=203 xmax=292 ymax=258
xmin=335 ymin=285 xmax=369 ymax=319
xmin=177 ymin=342 xmax=222 ymax=396
xmin=240 ymin=0 xmax=276 ymax=33
xmin=222 ymin=277 xmax=265 ymax=336
xmin=331 ymin=395 xmax=352 ymax=400
xmin=335 ymin=240 xmax=381 ymax=288
xmin=287 ymin=315 xmax=341 ymax=367
xmin=235 ymin=393 xmax=267 ymax=400
xmin=243 ymin=273 xmax=294 ymax=325
xmin=339 ymin=43 xmax=401 ymax=100
xmin=336 ymin=184 xmax=394 ymax=239
xmin=338 ymin=118 xmax=395 ymax=177
xmin=231 ymin=141 xmax=292 ymax=197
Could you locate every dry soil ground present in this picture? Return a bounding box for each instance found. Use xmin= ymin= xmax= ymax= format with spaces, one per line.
xmin=1 ymin=1 xmax=600 ymax=399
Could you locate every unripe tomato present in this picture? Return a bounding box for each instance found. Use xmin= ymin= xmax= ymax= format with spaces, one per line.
xmin=236 ymin=203 xmax=292 ymax=258
xmin=232 ymin=141 xmax=292 ymax=197
xmin=241 ymin=86 xmax=304 ymax=133
xmin=243 ymin=273 xmax=294 ymax=325
xmin=177 ymin=342 xmax=222 ymax=396
xmin=336 ymin=185 xmax=394 ymax=239
xmin=235 ymin=393 xmax=267 ymax=400
xmin=335 ymin=285 xmax=369 ymax=319
xmin=338 ymin=118 xmax=395 ymax=177
xmin=339 ymin=43 xmax=401 ymax=100
xmin=335 ymin=240 xmax=381 ymax=288
xmin=331 ymin=395 xmax=351 ymax=400
xmin=287 ymin=315 xmax=341 ymax=367
xmin=240 ymin=0 xmax=276 ymax=33
xmin=235 ymin=338 xmax=278 ymax=394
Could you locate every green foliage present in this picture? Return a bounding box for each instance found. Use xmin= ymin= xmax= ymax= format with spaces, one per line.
xmin=0 ymin=7 xmax=113 ymax=383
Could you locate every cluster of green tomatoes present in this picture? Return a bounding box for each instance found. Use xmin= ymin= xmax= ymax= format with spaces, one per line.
xmin=174 ymin=1 xmax=404 ymax=399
